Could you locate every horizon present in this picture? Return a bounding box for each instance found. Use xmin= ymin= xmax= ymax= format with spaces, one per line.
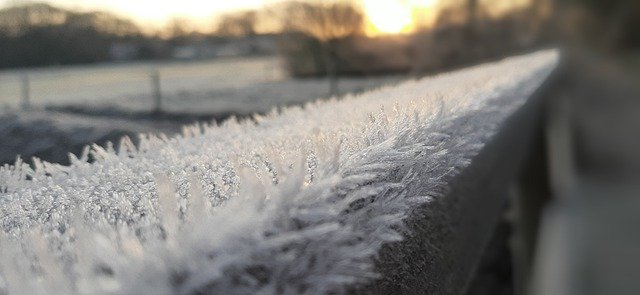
xmin=0 ymin=0 xmax=444 ymax=35
xmin=0 ymin=0 xmax=275 ymax=31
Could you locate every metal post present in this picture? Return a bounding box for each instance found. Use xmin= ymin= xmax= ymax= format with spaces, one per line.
xmin=151 ymin=70 xmax=162 ymax=114
xmin=21 ymin=73 xmax=30 ymax=110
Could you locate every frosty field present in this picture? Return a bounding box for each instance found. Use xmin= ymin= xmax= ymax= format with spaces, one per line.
xmin=0 ymin=51 xmax=557 ymax=294
xmin=0 ymin=57 xmax=284 ymax=109
xmin=0 ymin=56 xmax=403 ymax=114
xmin=0 ymin=56 xmax=404 ymax=166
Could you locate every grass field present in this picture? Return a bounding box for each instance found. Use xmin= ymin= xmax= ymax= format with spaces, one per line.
xmin=0 ymin=56 xmax=404 ymax=114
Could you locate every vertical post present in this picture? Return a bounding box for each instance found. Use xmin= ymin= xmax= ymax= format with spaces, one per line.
xmin=21 ymin=73 xmax=30 ymax=110
xmin=150 ymin=70 xmax=162 ymax=114
xmin=324 ymin=44 xmax=339 ymax=97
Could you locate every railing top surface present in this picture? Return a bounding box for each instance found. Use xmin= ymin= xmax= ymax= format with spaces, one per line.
xmin=0 ymin=50 xmax=558 ymax=294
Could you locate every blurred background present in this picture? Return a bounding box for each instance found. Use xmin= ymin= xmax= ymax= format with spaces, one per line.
xmin=0 ymin=0 xmax=556 ymax=165
xmin=1 ymin=1 xmax=639 ymax=295
xmin=0 ymin=0 xmax=553 ymax=163
xmin=0 ymin=0 xmax=553 ymax=114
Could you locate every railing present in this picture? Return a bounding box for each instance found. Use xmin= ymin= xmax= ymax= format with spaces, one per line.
xmin=0 ymin=51 xmax=558 ymax=295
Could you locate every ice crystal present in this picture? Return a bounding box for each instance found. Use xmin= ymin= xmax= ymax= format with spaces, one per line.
xmin=0 ymin=51 xmax=557 ymax=294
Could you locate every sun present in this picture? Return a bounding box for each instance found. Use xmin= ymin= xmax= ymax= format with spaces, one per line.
xmin=363 ymin=0 xmax=411 ymax=34
xmin=363 ymin=0 xmax=438 ymax=35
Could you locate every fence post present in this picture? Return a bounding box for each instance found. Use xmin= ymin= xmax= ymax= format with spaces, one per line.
xmin=21 ymin=73 xmax=30 ymax=110
xmin=150 ymin=70 xmax=162 ymax=114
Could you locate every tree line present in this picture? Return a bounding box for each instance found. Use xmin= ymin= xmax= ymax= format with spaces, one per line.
xmin=0 ymin=0 xmax=636 ymax=72
xmin=0 ymin=3 xmax=159 ymax=68
xmin=0 ymin=2 xmax=265 ymax=69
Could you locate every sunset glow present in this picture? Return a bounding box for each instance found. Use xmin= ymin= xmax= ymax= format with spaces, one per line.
xmin=363 ymin=0 xmax=412 ymax=34
xmin=0 ymin=0 xmax=271 ymax=29
xmin=363 ymin=0 xmax=438 ymax=35
xmin=0 ymin=0 xmax=443 ymax=34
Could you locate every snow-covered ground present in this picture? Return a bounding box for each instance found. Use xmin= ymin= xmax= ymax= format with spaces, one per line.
xmin=0 ymin=56 xmax=404 ymax=165
xmin=0 ymin=57 xmax=284 ymax=108
xmin=0 ymin=56 xmax=403 ymax=114
xmin=0 ymin=51 xmax=557 ymax=294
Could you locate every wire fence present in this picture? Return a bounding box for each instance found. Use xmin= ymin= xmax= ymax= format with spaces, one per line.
xmin=0 ymin=57 xmax=410 ymax=120
xmin=0 ymin=56 xmax=284 ymax=114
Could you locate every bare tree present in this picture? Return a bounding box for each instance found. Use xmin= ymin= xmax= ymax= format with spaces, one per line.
xmin=467 ymin=0 xmax=479 ymax=26
xmin=164 ymin=17 xmax=192 ymax=39
xmin=216 ymin=10 xmax=258 ymax=37
xmin=555 ymin=0 xmax=640 ymax=52
xmin=464 ymin=0 xmax=480 ymax=57
xmin=277 ymin=0 xmax=365 ymax=94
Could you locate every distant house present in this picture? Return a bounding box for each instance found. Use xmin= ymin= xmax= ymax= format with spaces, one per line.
xmin=109 ymin=43 xmax=140 ymax=61
xmin=171 ymin=35 xmax=278 ymax=60
xmin=213 ymin=39 xmax=252 ymax=57
xmin=172 ymin=43 xmax=218 ymax=60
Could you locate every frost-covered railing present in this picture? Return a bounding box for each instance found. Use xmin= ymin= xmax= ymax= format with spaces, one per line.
xmin=0 ymin=51 xmax=557 ymax=294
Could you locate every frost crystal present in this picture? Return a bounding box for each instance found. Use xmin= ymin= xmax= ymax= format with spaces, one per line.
xmin=0 ymin=51 xmax=557 ymax=294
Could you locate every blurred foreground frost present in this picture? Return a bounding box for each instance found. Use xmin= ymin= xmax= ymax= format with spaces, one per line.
xmin=0 ymin=50 xmax=557 ymax=294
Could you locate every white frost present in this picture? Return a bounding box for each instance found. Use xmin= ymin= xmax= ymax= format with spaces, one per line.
xmin=0 ymin=51 xmax=557 ymax=294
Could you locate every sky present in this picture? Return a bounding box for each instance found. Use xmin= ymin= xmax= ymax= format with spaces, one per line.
xmin=0 ymin=0 xmax=276 ymax=28
xmin=0 ymin=0 xmax=446 ymax=34
xmin=0 ymin=0 xmax=532 ymax=33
